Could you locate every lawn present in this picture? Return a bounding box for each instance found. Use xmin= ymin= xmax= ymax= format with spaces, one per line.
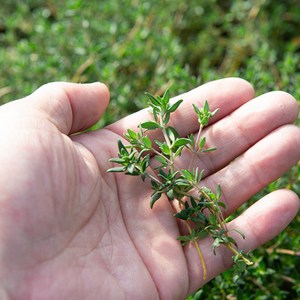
xmin=0 ymin=1 xmax=299 ymax=299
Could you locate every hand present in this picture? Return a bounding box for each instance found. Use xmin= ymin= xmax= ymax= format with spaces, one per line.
xmin=0 ymin=79 xmax=299 ymax=299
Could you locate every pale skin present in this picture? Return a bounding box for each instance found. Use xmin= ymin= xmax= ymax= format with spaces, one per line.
xmin=0 ymin=78 xmax=299 ymax=299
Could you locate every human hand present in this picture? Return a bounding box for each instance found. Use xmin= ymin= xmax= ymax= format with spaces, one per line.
xmin=0 ymin=78 xmax=299 ymax=299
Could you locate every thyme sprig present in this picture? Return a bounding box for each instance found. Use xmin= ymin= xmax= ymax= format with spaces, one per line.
xmin=108 ymin=90 xmax=253 ymax=279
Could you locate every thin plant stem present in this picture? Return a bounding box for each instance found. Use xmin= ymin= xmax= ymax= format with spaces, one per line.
xmin=185 ymin=220 xmax=207 ymax=280
xmin=188 ymin=124 xmax=203 ymax=171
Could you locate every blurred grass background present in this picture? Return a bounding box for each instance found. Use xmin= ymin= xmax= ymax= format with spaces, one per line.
xmin=0 ymin=0 xmax=299 ymax=299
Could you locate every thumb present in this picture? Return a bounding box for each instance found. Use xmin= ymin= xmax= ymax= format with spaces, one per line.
xmin=30 ymin=81 xmax=110 ymax=134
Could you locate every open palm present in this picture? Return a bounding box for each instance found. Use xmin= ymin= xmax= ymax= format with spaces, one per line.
xmin=0 ymin=78 xmax=299 ymax=299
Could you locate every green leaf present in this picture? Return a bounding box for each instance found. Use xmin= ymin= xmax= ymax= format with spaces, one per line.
xmin=117 ymin=139 xmax=128 ymax=154
xmin=152 ymin=107 xmax=159 ymax=123
xmin=140 ymin=155 xmax=150 ymax=172
xmin=140 ymin=121 xmax=161 ymax=130
xmin=202 ymin=147 xmax=217 ymax=153
xmin=203 ymin=100 xmax=210 ymax=113
xmin=172 ymin=138 xmax=191 ymax=148
xmin=160 ymin=143 xmax=171 ymax=155
xmin=155 ymin=155 xmax=168 ymax=167
xmin=233 ymin=228 xmax=246 ymax=239
xmin=195 ymin=229 xmax=208 ymax=239
xmin=174 ymin=209 xmax=190 ymax=220
xmin=192 ymin=104 xmax=201 ymax=114
xmin=162 ymin=89 xmax=170 ymax=105
xmin=150 ymin=179 xmax=160 ymax=190
xmin=108 ymin=157 xmax=125 ymax=164
xmin=158 ymin=168 xmax=168 ymax=180
xmin=169 ymin=99 xmax=183 ymax=113
xmin=126 ymin=128 xmax=137 ymax=139
xmin=181 ymin=169 xmax=194 ymax=181
xmin=211 ymin=108 xmax=220 ymax=117
xmin=127 ymin=163 xmax=135 ymax=174
xmin=142 ymin=136 xmax=152 ymax=149
xmin=212 ymin=238 xmax=221 ymax=254
xmin=107 ymin=166 xmax=126 ymax=173
xmin=209 ymin=214 xmax=218 ymax=226
xmin=199 ymin=136 xmax=206 ymax=149
xmin=176 ymin=235 xmax=192 ymax=245
xmin=190 ymin=196 xmax=197 ymax=208
xmin=216 ymin=184 xmax=222 ymax=200
xmin=194 ymin=168 xmax=204 ymax=183
xmin=165 ymin=126 xmax=179 ymax=143
xmin=224 ymin=236 xmax=238 ymax=247
xmin=145 ymin=92 xmax=160 ymax=106
xmin=218 ymin=201 xmax=226 ymax=209
xmin=176 ymin=235 xmax=191 ymax=242
xmin=163 ymin=112 xmax=170 ymax=125
xmin=150 ymin=192 xmax=162 ymax=208
xmin=167 ymin=188 xmax=174 ymax=200
xmin=187 ymin=134 xmax=195 ymax=148
xmin=174 ymin=145 xmax=185 ymax=158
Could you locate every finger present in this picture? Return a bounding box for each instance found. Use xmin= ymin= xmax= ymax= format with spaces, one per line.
xmin=175 ymin=90 xmax=299 ymax=175
xmin=186 ymin=189 xmax=299 ymax=293
xmin=108 ymin=78 xmax=254 ymax=138
xmin=204 ymin=124 xmax=300 ymax=215
xmin=31 ymin=82 xmax=110 ymax=134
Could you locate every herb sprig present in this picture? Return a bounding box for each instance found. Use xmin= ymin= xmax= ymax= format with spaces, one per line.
xmin=108 ymin=90 xmax=253 ymax=279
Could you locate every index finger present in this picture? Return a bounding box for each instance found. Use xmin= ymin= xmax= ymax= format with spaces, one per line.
xmin=107 ymin=78 xmax=255 ymax=138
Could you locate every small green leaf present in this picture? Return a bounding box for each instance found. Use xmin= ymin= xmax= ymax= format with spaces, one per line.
xmin=190 ymin=196 xmax=197 ymax=208
xmin=174 ymin=145 xmax=185 ymax=158
xmin=233 ymin=228 xmax=246 ymax=239
xmin=145 ymin=92 xmax=160 ymax=106
xmin=176 ymin=235 xmax=192 ymax=245
xmin=169 ymin=99 xmax=183 ymax=113
xmin=127 ymin=163 xmax=135 ymax=174
xmin=150 ymin=179 xmax=160 ymax=190
xmin=172 ymin=138 xmax=191 ymax=148
xmin=224 ymin=236 xmax=238 ymax=247
xmin=218 ymin=201 xmax=226 ymax=209
xmin=162 ymin=89 xmax=170 ymax=105
xmin=163 ymin=112 xmax=171 ymax=125
xmin=142 ymin=136 xmax=152 ymax=149
xmin=140 ymin=155 xmax=150 ymax=172
xmin=209 ymin=214 xmax=218 ymax=226
xmin=126 ymin=128 xmax=137 ymax=139
xmin=167 ymin=188 xmax=174 ymax=200
xmin=181 ymin=169 xmax=193 ymax=181
xmin=174 ymin=209 xmax=190 ymax=220
xmin=117 ymin=140 xmax=128 ymax=154
xmin=216 ymin=184 xmax=222 ymax=200
xmin=202 ymin=147 xmax=217 ymax=153
xmin=176 ymin=235 xmax=191 ymax=242
xmin=212 ymin=238 xmax=221 ymax=254
xmin=155 ymin=155 xmax=168 ymax=167
xmin=153 ymin=107 xmax=159 ymax=123
xmin=211 ymin=108 xmax=220 ymax=117
xmin=192 ymin=104 xmax=201 ymax=114
xmin=165 ymin=126 xmax=179 ymax=143
xmin=187 ymin=134 xmax=195 ymax=148
xmin=140 ymin=121 xmax=161 ymax=130
xmin=160 ymin=143 xmax=171 ymax=155
xmin=108 ymin=157 xmax=125 ymax=164
xmin=203 ymin=100 xmax=210 ymax=113
xmin=195 ymin=229 xmax=208 ymax=239
xmin=199 ymin=136 xmax=206 ymax=149
xmin=107 ymin=166 xmax=126 ymax=173
xmin=194 ymin=168 xmax=204 ymax=183
xmin=150 ymin=192 xmax=162 ymax=208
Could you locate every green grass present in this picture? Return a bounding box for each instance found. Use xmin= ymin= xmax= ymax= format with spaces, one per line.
xmin=0 ymin=1 xmax=299 ymax=299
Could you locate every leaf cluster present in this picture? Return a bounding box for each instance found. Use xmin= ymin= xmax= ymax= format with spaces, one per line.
xmin=107 ymin=90 xmax=253 ymax=277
